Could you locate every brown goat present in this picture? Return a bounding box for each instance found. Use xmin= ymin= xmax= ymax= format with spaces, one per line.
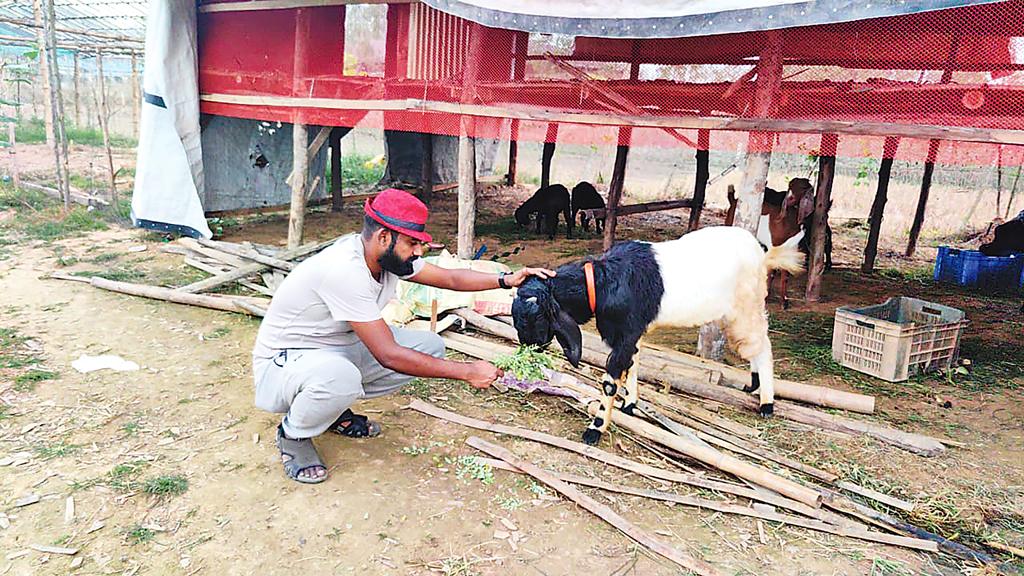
xmin=725 ymin=179 xmax=815 ymax=308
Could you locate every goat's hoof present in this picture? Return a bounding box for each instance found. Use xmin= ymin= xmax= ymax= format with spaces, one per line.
xmin=782 ymin=300 xmax=791 ymax=310
xmin=582 ymin=429 xmax=602 ymax=446
xmin=758 ymin=403 xmax=774 ymax=418
xmin=620 ymin=403 xmax=636 ymax=416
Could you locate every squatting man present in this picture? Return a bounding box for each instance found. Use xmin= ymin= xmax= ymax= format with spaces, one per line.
xmin=251 ymin=188 xmax=554 ymax=483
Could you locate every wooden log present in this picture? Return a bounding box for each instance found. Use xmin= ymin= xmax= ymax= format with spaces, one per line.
xmin=287 ymin=122 xmax=309 ymax=249
xmin=905 ymin=139 xmax=940 ymax=258
xmin=33 ymin=0 xmax=54 ymax=148
xmin=688 ymin=129 xmax=710 ymax=232
xmin=95 ymin=51 xmax=117 ymax=205
xmin=177 ymin=237 xmax=334 ymax=294
xmin=806 ymin=133 xmax=838 ymax=302
xmin=457 ymin=126 xmax=476 ymax=260
xmin=82 ymin=277 xmax=268 ymax=316
xmin=582 ymin=198 xmax=694 ymax=220
xmin=409 ymin=399 xmax=833 ymax=521
xmin=194 ymin=238 xmax=296 ymax=272
xmin=6 ymin=123 xmax=18 ymax=190
xmin=696 ymin=321 xmax=726 ymax=361
xmin=330 ymin=127 xmax=343 ymax=211
xmin=540 ymin=122 xmax=557 ymax=189
xmin=179 ymin=238 xmax=249 ymax=268
xmin=602 ymin=134 xmax=631 ymax=251
xmin=862 ymin=136 xmax=900 ymax=273
xmin=473 ymin=457 xmax=938 ymax=552
xmin=72 ymin=51 xmax=80 ymax=127
xmin=587 ymin=401 xmax=822 ymax=507
xmin=420 ymin=132 xmax=433 ymax=205
xmin=467 ymin=437 xmax=724 ymax=576
xmin=183 ymin=258 xmax=274 ymax=297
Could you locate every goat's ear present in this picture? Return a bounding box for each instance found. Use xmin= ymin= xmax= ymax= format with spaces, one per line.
xmin=552 ymin=308 xmax=583 ymax=367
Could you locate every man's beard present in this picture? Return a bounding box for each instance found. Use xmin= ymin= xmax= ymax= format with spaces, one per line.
xmin=378 ymin=235 xmax=418 ymax=276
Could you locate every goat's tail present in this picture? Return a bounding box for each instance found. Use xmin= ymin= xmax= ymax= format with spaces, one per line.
xmin=764 ymin=230 xmax=805 ymax=275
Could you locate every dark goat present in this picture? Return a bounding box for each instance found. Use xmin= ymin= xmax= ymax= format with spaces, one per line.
xmin=570 ymin=181 xmax=605 ymax=234
xmin=980 ymin=219 xmax=1024 ymax=256
xmin=514 ymin=184 xmax=572 ymax=239
xmin=512 ymin=226 xmax=804 ymax=446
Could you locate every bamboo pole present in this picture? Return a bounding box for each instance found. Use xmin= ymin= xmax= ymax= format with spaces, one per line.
xmin=905 ymin=139 xmax=940 ymax=257
xmin=806 ymin=133 xmax=838 ymax=302
xmin=193 ymin=238 xmax=296 ymax=271
xmin=41 ymin=0 xmax=70 ymax=210
xmin=95 ymin=52 xmax=117 ymax=205
xmin=688 ymin=129 xmax=711 ymax=232
xmin=540 ymin=122 xmax=557 ymax=189
xmin=467 ymin=437 xmax=724 ymax=576
xmin=33 ymin=0 xmax=54 ymax=148
xmin=178 ymin=237 xmax=334 ymax=294
xmin=53 ymin=276 xmax=270 ymax=316
xmin=581 ymin=198 xmax=694 ymax=220
xmin=72 ymin=51 xmax=80 ymax=127
xmin=130 ymin=51 xmax=140 ymax=137
xmin=6 ymin=124 xmax=18 ymax=190
xmin=863 ymin=137 xmax=900 ymax=273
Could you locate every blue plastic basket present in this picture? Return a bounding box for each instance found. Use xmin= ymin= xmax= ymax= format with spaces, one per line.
xmin=933 ymin=246 xmax=1024 ymax=290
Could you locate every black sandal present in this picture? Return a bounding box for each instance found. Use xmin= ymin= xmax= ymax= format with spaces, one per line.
xmin=328 ymin=409 xmax=382 ymax=438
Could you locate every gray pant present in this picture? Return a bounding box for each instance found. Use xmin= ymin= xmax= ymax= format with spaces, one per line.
xmin=253 ymin=327 xmax=445 ymax=439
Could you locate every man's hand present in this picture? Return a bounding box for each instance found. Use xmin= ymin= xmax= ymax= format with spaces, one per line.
xmin=464 ymin=360 xmax=503 ymax=389
xmin=505 ymin=267 xmax=556 ymax=288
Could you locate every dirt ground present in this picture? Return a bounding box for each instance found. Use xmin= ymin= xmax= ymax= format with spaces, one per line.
xmin=2 ymin=154 xmax=1023 ymax=576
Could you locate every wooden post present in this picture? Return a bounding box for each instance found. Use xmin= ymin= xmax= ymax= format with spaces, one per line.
xmin=905 ymin=139 xmax=940 ymax=258
xmin=862 ymin=136 xmax=900 ymax=273
xmin=96 ymin=52 xmax=117 ymax=205
xmin=420 ymin=132 xmax=433 ymax=206
xmin=806 ymin=133 xmax=838 ymax=302
xmin=457 ymin=23 xmax=486 ymax=259
xmin=33 ymin=0 xmax=54 ymax=148
xmin=41 ymin=0 xmax=69 ymax=210
xmin=602 ymin=132 xmax=631 ymax=251
xmin=288 ymin=122 xmax=309 ymax=249
xmin=540 ymin=122 xmax=558 ymax=189
xmin=733 ymin=32 xmax=782 ymax=232
xmin=7 ymin=123 xmax=18 ymax=190
xmin=329 ymin=127 xmax=343 ymax=212
xmin=130 ymin=51 xmax=140 ymax=137
xmin=688 ymin=129 xmax=711 ymax=232
xmin=72 ymin=51 xmax=80 ymax=127
xmin=506 ymin=31 xmax=527 ymax=186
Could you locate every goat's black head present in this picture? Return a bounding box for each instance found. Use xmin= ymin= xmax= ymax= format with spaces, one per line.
xmin=511 ymin=277 xmax=583 ymax=367
xmin=513 ymin=204 xmax=531 ymax=228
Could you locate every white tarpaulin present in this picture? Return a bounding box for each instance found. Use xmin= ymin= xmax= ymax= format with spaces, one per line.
xmin=131 ymin=0 xmax=211 ymax=239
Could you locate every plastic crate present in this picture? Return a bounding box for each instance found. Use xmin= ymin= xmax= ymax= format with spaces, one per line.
xmin=933 ymin=246 xmax=1024 ymax=290
xmin=832 ymin=297 xmax=967 ymax=382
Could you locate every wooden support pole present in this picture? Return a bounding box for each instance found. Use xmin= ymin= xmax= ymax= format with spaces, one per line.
xmin=7 ymin=123 xmax=18 ymax=190
xmin=862 ymin=136 xmax=900 ymax=273
xmin=420 ymin=132 xmax=433 ymax=205
xmin=906 ymin=139 xmax=940 ymax=258
xmin=602 ymin=131 xmax=631 ymax=251
xmin=506 ymin=31 xmax=527 ymax=186
xmin=329 ymin=127 xmax=343 ymax=211
xmin=96 ymin=52 xmax=117 ymax=205
xmin=457 ymin=23 xmax=485 ymax=260
xmin=33 ymin=0 xmax=54 ymax=148
xmin=806 ymin=133 xmax=838 ymax=302
xmin=688 ymin=129 xmax=710 ymax=232
xmin=130 ymin=51 xmax=140 ymax=137
xmin=42 ymin=0 xmax=70 ymax=210
xmin=288 ymin=122 xmax=309 ymax=249
xmin=72 ymin=51 xmax=80 ymax=127
xmin=540 ymin=122 xmax=558 ymax=189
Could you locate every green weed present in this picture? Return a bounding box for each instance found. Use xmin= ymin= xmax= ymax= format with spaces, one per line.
xmin=142 ymin=474 xmax=188 ymax=496
xmin=14 ymin=369 xmax=57 ymax=391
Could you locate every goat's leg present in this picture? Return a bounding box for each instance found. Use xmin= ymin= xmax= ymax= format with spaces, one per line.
xmin=620 ymin=364 xmax=639 ymax=415
xmin=580 ymin=211 xmax=590 ymax=233
xmin=564 ymin=206 xmax=574 ymax=239
xmin=748 ymin=337 xmax=776 ymax=417
xmin=583 ymin=375 xmax=618 ymax=445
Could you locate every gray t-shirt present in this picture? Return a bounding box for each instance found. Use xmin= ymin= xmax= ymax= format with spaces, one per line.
xmin=252 ymin=234 xmax=425 ymax=359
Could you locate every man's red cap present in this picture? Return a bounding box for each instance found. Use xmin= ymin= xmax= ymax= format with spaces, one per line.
xmin=363 ymin=188 xmax=432 ymax=243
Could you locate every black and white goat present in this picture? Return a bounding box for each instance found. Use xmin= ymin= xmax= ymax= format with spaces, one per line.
xmin=512 ymin=226 xmax=804 ymax=446
xmin=570 ymin=181 xmax=605 ymax=234
xmin=514 ymin=184 xmax=573 ymax=239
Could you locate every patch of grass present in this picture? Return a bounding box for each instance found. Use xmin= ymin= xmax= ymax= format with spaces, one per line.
xmin=870 ymin=558 xmax=912 ymax=576
xmin=13 ymin=369 xmax=58 ymax=391
xmin=330 ymin=153 xmax=384 ymax=191
xmin=121 ymin=421 xmax=140 ymax=437
xmin=70 ymin=265 xmax=146 ymax=283
xmin=89 ymin=251 xmax=120 ymax=263
xmin=0 ymin=405 xmax=11 ymax=421
xmin=125 ymin=525 xmax=155 ymax=545
xmin=770 ymin=312 xmax=881 ymax=393
xmin=108 ymin=461 xmax=148 ymax=492
xmin=401 ymin=440 xmax=447 ymax=456
xmin=16 ymin=118 xmax=136 ymax=147
xmin=875 ymin=266 xmax=934 ymax=284
xmin=475 ymin=214 xmax=526 ymax=244
xmin=21 ymin=207 xmax=108 ymax=241
xmin=204 ymin=327 xmax=231 ymax=340
xmin=142 ymin=474 xmax=188 ymax=497
xmin=35 ymin=440 xmax=80 ymax=460
xmin=451 ymin=455 xmax=494 ymax=485
xmin=949 ymin=338 xmax=1024 ymax=391
xmin=493 ymin=492 xmax=525 ymax=511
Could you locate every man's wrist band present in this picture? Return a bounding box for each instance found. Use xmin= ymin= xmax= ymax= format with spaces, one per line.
xmin=498 ymin=271 xmax=510 ymax=289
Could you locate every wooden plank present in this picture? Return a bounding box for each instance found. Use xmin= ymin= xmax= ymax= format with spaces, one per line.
xmin=194 ymin=238 xmax=296 ymax=271
xmin=688 ymin=129 xmax=710 ymax=232
xmin=177 ymin=237 xmax=334 ymax=294
xmin=198 ymin=0 xmax=407 ymax=12
xmin=466 ymin=437 xmax=724 ymax=576
xmin=806 ymin=133 xmax=838 ymax=303
xmin=472 ymin=457 xmax=938 ymax=552
xmin=198 ymin=93 xmax=1024 ymax=147
xmin=583 ymin=198 xmax=693 ymax=220
xmin=836 ymin=481 xmax=916 ymax=513
xmin=862 ymin=136 xmax=900 ymax=273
